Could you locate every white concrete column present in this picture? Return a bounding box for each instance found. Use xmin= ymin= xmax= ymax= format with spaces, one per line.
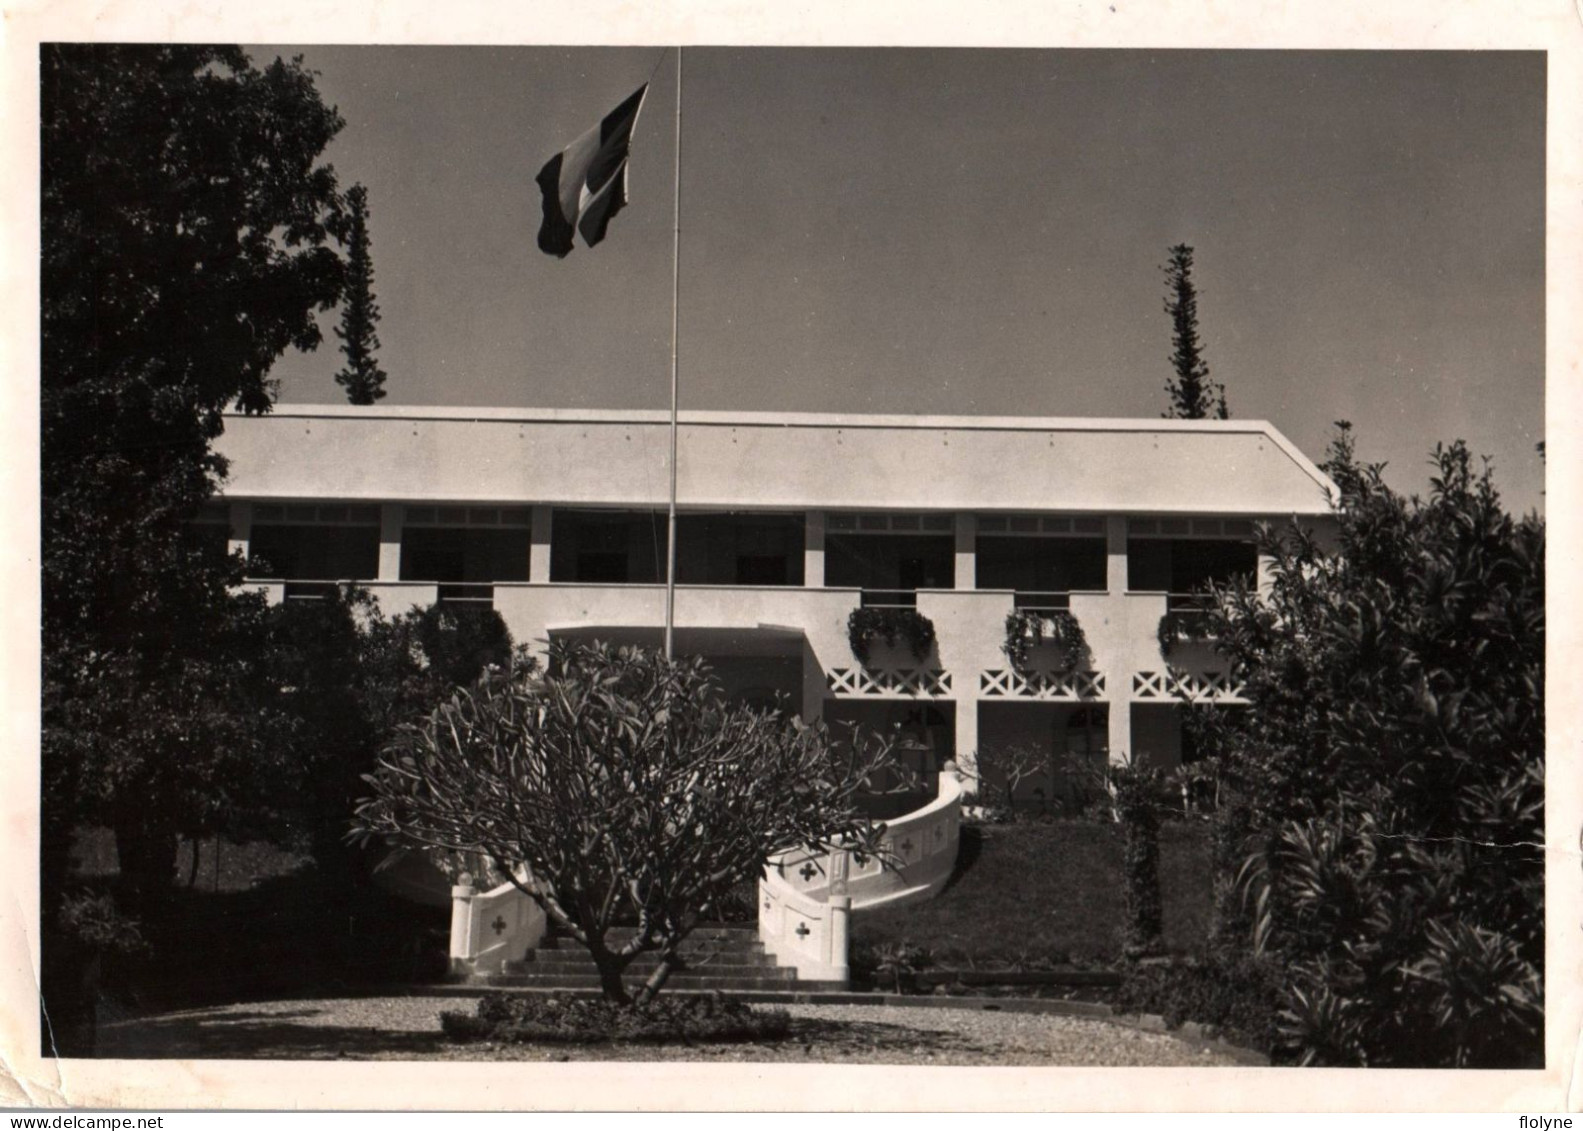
xmin=804 ymin=509 xmax=825 ymax=588
xmin=1105 ymin=513 xmax=1129 ymax=594
xmin=1108 ymin=700 xmax=1133 ymax=767
xmin=227 ymin=500 xmax=252 ymax=560
xmin=449 ymin=874 xmax=477 ymax=974
xmin=954 ymin=511 xmax=975 ymax=590
xmin=828 ymin=894 xmax=852 ymax=982
xmin=1256 ymin=551 xmax=1275 ymax=600
xmin=377 ymin=503 xmax=403 ymax=581
xmin=800 ymin=645 xmax=827 ymax=723
xmin=1103 ymin=514 xmax=1134 ymax=765
xmin=953 ymin=696 xmax=979 ymax=785
xmin=530 ymin=505 xmax=553 ymax=582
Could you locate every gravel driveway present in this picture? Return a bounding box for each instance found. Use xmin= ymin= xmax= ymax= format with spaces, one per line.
xmin=95 ymin=995 xmax=1246 ymax=1066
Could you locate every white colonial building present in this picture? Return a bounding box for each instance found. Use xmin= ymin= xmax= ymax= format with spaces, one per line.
xmin=210 ymin=404 xmax=1338 ymax=984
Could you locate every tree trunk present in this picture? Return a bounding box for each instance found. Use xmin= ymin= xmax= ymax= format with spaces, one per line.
xmin=632 ymin=953 xmax=677 ymax=1008
xmin=593 ymin=954 xmax=632 ymax=1005
xmin=113 ymin=812 xmax=179 ymax=911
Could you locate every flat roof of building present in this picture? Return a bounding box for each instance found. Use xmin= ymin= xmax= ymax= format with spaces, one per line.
xmin=216 ymin=405 xmax=1339 ymax=515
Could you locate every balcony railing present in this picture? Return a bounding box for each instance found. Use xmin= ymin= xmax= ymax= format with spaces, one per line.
xmin=1011 ymin=590 xmax=1072 ymax=613
xmin=859 ymin=588 xmax=918 ymax=609
xmin=437 ymin=583 xmax=495 ymax=609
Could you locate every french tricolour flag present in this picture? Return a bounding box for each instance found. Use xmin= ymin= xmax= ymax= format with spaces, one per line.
xmin=535 ymin=84 xmax=649 ymax=258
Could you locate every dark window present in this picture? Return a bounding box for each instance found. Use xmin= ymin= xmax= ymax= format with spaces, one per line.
xmin=550 ymin=509 xmax=666 ymax=583
xmin=1128 ymin=538 xmax=1256 ymax=592
xmin=976 ymin=536 xmax=1106 ymax=592
xmin=675 ymin=512 xmax=805 ymax=586
xmin=825 ymin=533 xmax=955 ymax=592
xmin=400 ymin=528 xmax=531 ymax=582
xmin=249 ymin=525 xmax=379 ymax=580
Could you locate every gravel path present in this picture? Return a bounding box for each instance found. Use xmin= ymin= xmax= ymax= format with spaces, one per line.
xmin=96 ymin=995 xmax=1243 ymax=1066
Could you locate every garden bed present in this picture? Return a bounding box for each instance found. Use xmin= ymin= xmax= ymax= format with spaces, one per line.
xmin=851 ymin=819 xmax=1212 ymax=972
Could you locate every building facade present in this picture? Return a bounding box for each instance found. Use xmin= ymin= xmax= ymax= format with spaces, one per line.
xmin=211 ymin=405 xmax=1338 ymax=793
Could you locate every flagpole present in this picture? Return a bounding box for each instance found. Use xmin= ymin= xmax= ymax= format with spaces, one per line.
xmin=664 ymin=46 xmax=682 ymax=661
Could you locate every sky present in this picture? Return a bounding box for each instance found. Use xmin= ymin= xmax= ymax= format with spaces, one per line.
xmin=253 ymin=47 xmax=1546 ymax=514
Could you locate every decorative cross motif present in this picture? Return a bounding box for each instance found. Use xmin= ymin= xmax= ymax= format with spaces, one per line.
xmin=795 ymin=922 xmax=811 ymax=939
xmin=826 ymin=667 xmax=952 ymax=697
xmin=900 ymin=838 xmax=914 ymax=855
xmin=979 ymin=668 xmax=1105 ymax=700
xmin=799 ymin=862 xmax=819 ymax=882
xmin=491 ymin=916 xmax=508 ymax=936
xmin=1133 ymin=669 xmax=1247 ymax=704
xmin=934 ymin=825 xmax=943 ymax=841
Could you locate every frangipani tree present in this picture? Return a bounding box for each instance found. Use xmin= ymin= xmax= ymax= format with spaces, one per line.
xmin=353 ymin=639 xmax=899 ymax=1005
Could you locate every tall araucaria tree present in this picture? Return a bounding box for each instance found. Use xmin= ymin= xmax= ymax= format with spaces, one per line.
xmin=353 ymin=640 xmax=900 ymax=1006
xmin=333 ymin=183 xmax=388 ymax=404
xmin=1160 ymin=244 xmax=1228 ymax=420
xmin=41 ymin=44 xmax=348 ymax=905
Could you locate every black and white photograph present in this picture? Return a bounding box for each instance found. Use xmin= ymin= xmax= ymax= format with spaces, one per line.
xmin=2 ymin=0 xmax=1575 ymax=1115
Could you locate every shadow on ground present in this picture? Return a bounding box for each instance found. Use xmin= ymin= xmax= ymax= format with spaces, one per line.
xmin=96 ymin=1008 xmax=990 ymax=1061
xmin=98 ymin=1009 xmax=451 ymax=1059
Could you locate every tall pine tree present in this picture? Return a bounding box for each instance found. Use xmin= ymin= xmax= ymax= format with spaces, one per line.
xmin=1161 ymin=244 xmax=1228 ymax=420
xmin=334 ymin=183 xmax=388 ymax=404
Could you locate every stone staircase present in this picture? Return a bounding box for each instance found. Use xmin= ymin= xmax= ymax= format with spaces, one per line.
xmin=479 ymin=925 xmax=838 ymax=992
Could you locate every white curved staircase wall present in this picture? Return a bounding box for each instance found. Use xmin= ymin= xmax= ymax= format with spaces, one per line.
xmin=758 ymin=766 xmax=964 ymax=981
xmin=448 ymin=875 xmax=547 ymax=978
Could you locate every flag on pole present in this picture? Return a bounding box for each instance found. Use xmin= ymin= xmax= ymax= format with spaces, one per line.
xmin=535 ymin=84 xmax=649 ymax=257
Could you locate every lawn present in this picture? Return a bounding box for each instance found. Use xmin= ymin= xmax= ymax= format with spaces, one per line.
xmin=852 ymin=819 xmax=1213 ymax=967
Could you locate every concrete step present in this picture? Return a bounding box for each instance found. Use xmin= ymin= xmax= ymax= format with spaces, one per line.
xmin=484 ymin=963 xmax=804 ymax=982
xmin=509 ymin=958 xmax=781 ymax=977
xmin=538 ymin=933 xmax=766 ymax=957
xmin=529 ymin=943 xmax=770 ymax=962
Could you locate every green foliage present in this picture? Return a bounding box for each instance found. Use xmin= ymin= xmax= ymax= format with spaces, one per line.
xmin=1115 ymin=949 xmax=1284 ymax=1053
xmin=1191 ymin=427 xmax=1544 ymax=1067
xmin=1111 ymin=765 xmax=1172 ymax=956
xmin=260 ymin=588 xmax=528 ymax=871
xmin=1156 ymin=610 xmax=1216 ymax=655
xmin=40 ymin=43 xmax=347 ymax=906
xmin=970 ymin=739 xmax=1109 ymax=823
xmin=353 ymin=639 xmax=900 ymax=1004
xmin=1160 ymin=244 xmax=1227 ymax=420
xmin=1002 ymin=610 xmax=1089 ymax=673
xmin=847 ymin=606 xmax=937 ymax=665
xmin=440 ymin=992 xmax=792 ymax=1045
xmin=869 ymin=941 xmax=933 ymax=992
xmin=410 ymin=603 xmax=518 ymax=690
xmin=333 ymin=183 xmax=388 ymax=404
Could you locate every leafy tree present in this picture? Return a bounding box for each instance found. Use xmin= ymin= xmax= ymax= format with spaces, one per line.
xmin=259 ymin=589 xmax=529 ymax=878
xmin=353 ymin=640 xmax=899 ymax=1006
xmin=40 ymin=44 xmax=347 ymax=903
xmin=333 ymin=184 xmax=389 ymax=404
xmin=1160 ymin=244 xmax=1228 ymax=420
xmin=1194 ymin=425 xmax=1543 ymax=1066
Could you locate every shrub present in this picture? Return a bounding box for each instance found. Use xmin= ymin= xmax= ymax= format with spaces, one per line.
xmin=1111 ymin=765 xmax=1172 ymax=956
xmin=440 ymin=992 xmax=792 ymax=1044
xmin=970 ymin=742 xmax=1053 ymax=821
xmin=1114 ymin=950 xmax=1284 ymax=1055
xmin=846 ymin=607 xmax=937 ymax=665
xmin=1156 ymin=609 xmax=1216 ymax=655
xmin=1193 ymin=429 xmax=1544 ymax=1067
xmin=1002 ymin=610 xmax=1089 ymax=674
